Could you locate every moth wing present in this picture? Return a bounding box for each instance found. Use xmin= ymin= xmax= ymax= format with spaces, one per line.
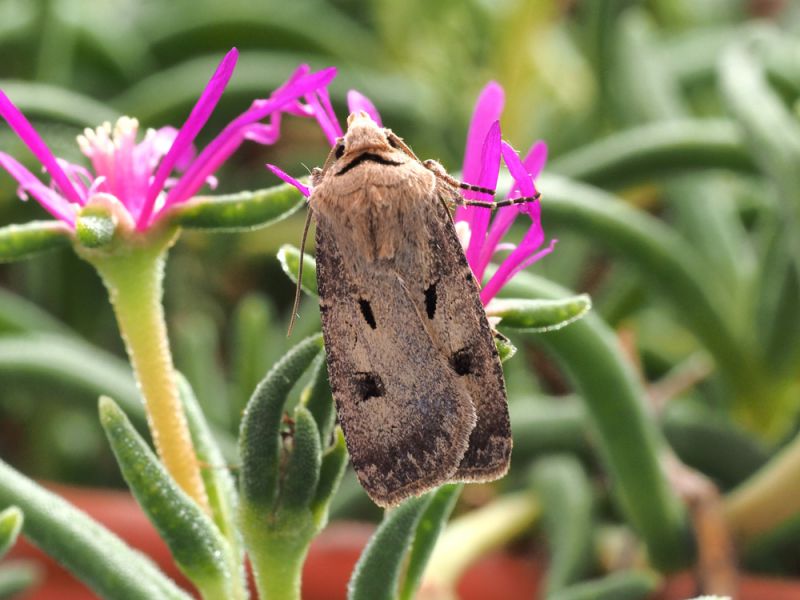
xmin=418 ymin=190 xmax=512 ymax=481
xmin=315 ymin=220 xmax=477 ymax=508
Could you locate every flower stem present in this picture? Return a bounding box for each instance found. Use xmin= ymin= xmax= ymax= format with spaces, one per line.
xmin=78 ymin=226 xmax=209 ymax=510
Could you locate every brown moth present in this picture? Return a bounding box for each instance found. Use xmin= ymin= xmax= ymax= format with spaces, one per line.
xmin=301 ymin=112 xmax=522 ymax=507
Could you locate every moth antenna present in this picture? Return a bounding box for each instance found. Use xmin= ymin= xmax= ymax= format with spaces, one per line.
xmin=461 ymin=193 xmax=541 ymax=211
xmin=288 ymin=205 xmax=315 ymax=337
xmin=423 ymin=159 xmax=496 ymax=196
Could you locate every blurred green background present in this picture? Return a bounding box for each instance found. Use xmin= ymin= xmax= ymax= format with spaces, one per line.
xmin=1 ymin=0 xmax=799 ymax=562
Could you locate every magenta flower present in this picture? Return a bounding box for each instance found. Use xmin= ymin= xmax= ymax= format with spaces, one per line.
xmin=455 ymin=82 xmax=556 ymax=304
xmin=0 ymin=48 xmax=336 ymax=231
xmin=269 ymin=82 xmax=554 ymax=304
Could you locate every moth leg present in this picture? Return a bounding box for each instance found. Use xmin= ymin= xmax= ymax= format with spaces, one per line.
xmin=423 ymin=159 xmax=496 ymax=197
xmin=460 ymin=194 xmax=541 ymax=211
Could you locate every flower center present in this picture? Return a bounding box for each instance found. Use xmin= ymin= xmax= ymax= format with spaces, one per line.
xmin=77 ymin=117 xmax=165 ymax=219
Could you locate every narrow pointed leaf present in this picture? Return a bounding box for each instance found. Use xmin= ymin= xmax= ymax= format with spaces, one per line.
xmin=348 ymin=494 xmax=434 ymax=600
xmin=487 ymin=295 xmax=592 ymax=332
xmin=398 ymin=484 xmax=461 ymax=600
xmin=311 ymin=428 xmax=348 ymax=526
xmin=278 ymin=244 xmax=318 ymax=296
xmin=239 ymin=333 xmax=324 ymax=509
xmin=99 ymin=396 xmax=234 ymax=598
xmin=0 ymin=459 xmax=191 ymax=599
xmin=0 ymin=507 xmax=23 ymax=558
xmin=0 ymin=221 xmax=71 ymax=263
xmin=169 ymin=184 xmax=305 ymax=231
xmin=529 ymin=456 xmax=594 ymax=594
xmin=281 ymin=407 xmax=322 ymax=512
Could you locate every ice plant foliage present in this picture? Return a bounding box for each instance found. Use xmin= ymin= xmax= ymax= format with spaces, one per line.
xmin=268 ymin=81 xmax=554 ymax=301
xmin=0 ymin=48 xmax=337 ymax=231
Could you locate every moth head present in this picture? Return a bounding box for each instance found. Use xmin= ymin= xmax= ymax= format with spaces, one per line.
xmin=319 ymin=111 xmax=418 ymax=177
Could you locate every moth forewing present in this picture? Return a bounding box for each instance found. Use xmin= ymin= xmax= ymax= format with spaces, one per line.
xmin=308 ymin=112 xmax=511 ymax=506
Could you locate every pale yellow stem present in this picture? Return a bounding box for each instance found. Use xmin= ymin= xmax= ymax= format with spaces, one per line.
xmin=79 ymin=226 xmax=209 ymax=511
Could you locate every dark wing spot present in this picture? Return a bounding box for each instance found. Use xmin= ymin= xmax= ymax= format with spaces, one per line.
xmin=334 ymin=144 xmax=345 ymax=159
xmin=354 ymin=372 xmax=385 ymax=401
xmin=424 ymin=282 xmax=437 ymax=319
xmin=359 ymin=299 xmax=377 ymax=329
xmin=450 ymin=347 xmax=474 ymax=376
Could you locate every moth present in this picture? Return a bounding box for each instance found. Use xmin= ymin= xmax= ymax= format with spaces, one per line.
xmin=294 ymin=112 xmax=533 ymax=507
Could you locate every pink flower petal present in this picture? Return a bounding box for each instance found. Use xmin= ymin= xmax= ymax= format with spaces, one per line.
xmin=455 ymin=82 xmax=504 ymax=224
xmin=501 ymin=141 xmax=535 ymax=197
xmin=137 ymin=47 xmax=239 ymax=229
xmin=480 ymin=238 xmax=556 ymax=304
xmin=463 ymin=120 xmax=502 ymax=273
xmin=347 ymin=90 xmax=382 ymax=127
xmin=477 ymin=140 xmax=548 ymax=275
xmin=0 ymin=152 xmax=76 ymax=225
xmin=153 ymin=66 xmax=337 ymax=225
xmin=306 ymin=91 xmax=341 ymax=146
xmin=0 ymin=91 xmax=84 ymax=206
xmin=266 ymin=163 xmax=310 ymax=197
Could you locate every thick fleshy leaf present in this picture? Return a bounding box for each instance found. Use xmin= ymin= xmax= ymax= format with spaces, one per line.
xmin=0 ymin=221 xmax=71 ymax=263
xmin=302 ymin=354 xmax=335 ymax=444
xmin=238 ymin=333 xmax=324 ymax=509
xmin=310 ymin=428 xmax=348 ymax=526
xmin=0 ymin=561 xmax=40 ymax=599
xmin=348 ymin=495 xmax=434 ymax=600
xmin=0 ymin=459 xmax=192 ymax=599
xmin=398 ymin=485 xmax=461 ymax=600
xmin=486 ymin=295 xmax=591 ymax=332
xmin=0 ymin=506 xmax=23 ymax=559
xmin=529 ymin=456 xmax=594 ymax=595
xmin=168 ymin=183 xmax=305 ymax=231
xmin=99 ymin=397 xmax=235 ymax=598
xmin=280 ymin=407 xmax=322 ymax=512
xmin=237 ymin=334 xmax=329 ymax=600
xmin=502 ymin=270 xmax=688 ymax=571
xmin=277 ymin=244 xmax=318 ymax=296
xmin=547 ymin=571 xmax=661 ymax=600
